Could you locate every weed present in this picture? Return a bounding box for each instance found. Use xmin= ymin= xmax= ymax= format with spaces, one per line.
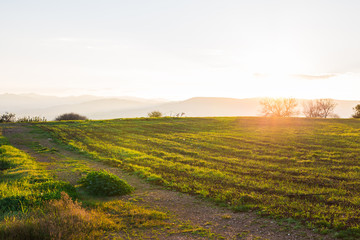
xmin=221 ymin=214 xmax=232 ymax=219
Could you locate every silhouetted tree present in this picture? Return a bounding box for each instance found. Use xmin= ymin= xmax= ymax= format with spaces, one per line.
xmin=0 ymin=112 xmax=16 ymax=123
xmin=303 ymin=100 xmax=321 ymax=118
xmin=55 ymin=113 xmax=88 ymax=121
xmin=352 ymin=104 xmax=360 ymax=118
xmin=303 ymin=99 xmax=337 ymax=118
xmin=260 ymin=98 xmax=298 ymax=117
xmin=317 ymin=99 xmax=337 ymax=118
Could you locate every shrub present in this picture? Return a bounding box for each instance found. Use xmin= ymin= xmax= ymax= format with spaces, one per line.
xmin=16 ymin=116 xmax=47 ymax=123
xmin=0 ymin=112 xmax=16 ymax=123
xmin=55 ymin=113 xmax=88 ymax=121
xmin=353 ymin=104 xmax=360 ymax=118
xmin=148 ymin=111 xmax=162 ymax=118
xmin=79 ymin=170 xmax=134 ymax=196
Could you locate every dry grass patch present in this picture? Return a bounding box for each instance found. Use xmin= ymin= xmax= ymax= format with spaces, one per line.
xmin=0 ymin=192 xmax=112 ymax=240
xmin=1 ymin=191 xmax=175 ymax=240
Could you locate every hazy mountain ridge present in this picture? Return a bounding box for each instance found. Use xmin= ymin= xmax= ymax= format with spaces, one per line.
xmin=0 ymin=93 xmax=104 ymax=111
xmin=0 ymin=94 xmax=358 ymax=120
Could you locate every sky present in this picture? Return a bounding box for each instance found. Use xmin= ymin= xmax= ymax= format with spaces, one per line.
xmin=1 ymin=0 xmax=360 ymax=100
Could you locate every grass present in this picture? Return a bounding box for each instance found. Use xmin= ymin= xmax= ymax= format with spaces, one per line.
xmin=1 ymin=190 xmax=179 ymax=240
xmin=0 ymin=135 xmax=77 ymax=216
xmin=0 ymin=125 xmax=223 ymax=239
xmin=36 ymin=117 xmax=360 ymax=238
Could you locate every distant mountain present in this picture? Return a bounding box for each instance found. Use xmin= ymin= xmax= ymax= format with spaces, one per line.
xmin=161 ymin=97 xmax=261 ymax=117
xmin=108 ymin=97 xmax=261 ymax=118
xmin=27 ymin=98 xmax=161 ymax=120
xmin=0 ymin=93 xmax=161 ymax=119
xmin=0 ymin=94 xmax=358 ymax=120
xmin=0 ymin=93 xmax=103 ymax=111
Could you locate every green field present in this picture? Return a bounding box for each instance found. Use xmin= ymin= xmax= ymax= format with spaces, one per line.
xmin=36 ymin=117 xmax=360 ymax=237
xmin=0 ymin=124 xmax=220 ymax=239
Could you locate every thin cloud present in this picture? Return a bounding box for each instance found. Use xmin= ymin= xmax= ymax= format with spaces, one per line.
xmin=54 ymin=38 xmax=102 ymax=43
xmin=52 ymin=38 xmax=99 ymax=43
xmin=292 ymin=74 xmax=337 ymax=80
xmin=253 ymin=73 xmax=268 ymax=78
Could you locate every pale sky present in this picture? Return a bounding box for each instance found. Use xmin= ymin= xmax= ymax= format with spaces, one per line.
xmin=1 ymin=0 xmax=360 ymax=100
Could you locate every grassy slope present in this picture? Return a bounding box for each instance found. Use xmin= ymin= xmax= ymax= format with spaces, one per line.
xmin=0 ymin=132 xmax=76 ymax=215
xmin=0 ymin=126 xmax=220 ymax=240
xmin=38 ymin=117 xmax=360 ymax=238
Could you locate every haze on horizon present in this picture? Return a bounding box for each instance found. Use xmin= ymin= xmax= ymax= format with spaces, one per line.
xmin=1 ymin=0 xmax=360 ymax=101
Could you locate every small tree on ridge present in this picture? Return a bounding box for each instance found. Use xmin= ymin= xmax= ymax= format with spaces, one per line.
xmin=260 ymin=98 xmax=298 ymax=117
xmin=303 ymin=99 xmax=337 ymax=118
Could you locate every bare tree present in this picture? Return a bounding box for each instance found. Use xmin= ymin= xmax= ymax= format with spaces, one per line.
xmin=260 ymin=98 xmax=298 ymax=117
xmin=318 ymin=99 xmax=337 ymax=118
xmin=303 ymin=99 xmax=337 ymax=118
xmin=303 ymin=100 xmax=321 ymax=118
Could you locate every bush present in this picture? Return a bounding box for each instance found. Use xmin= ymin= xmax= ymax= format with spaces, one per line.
xmin=0 ymin=112 xmax=16 ymax=123
xmin=148 ymin=111 xmax=162 ymax=118
xmin=353 ymin=104 xmax=360 ymax=118
xmin=55 ymin=113 xmax=88 ymax=121
xmin=79 ymin=170 xmax=134 ymax=196
xmin=16 ymin=116 xmax=47 ymax=123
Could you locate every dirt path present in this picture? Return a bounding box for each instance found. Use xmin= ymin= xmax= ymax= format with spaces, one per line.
xmin=2 ymin=125 xmax=335 ymax=240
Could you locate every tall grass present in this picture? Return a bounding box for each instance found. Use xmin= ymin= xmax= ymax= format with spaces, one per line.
xmin=1 ymin=192 xmax=103 ymax=240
